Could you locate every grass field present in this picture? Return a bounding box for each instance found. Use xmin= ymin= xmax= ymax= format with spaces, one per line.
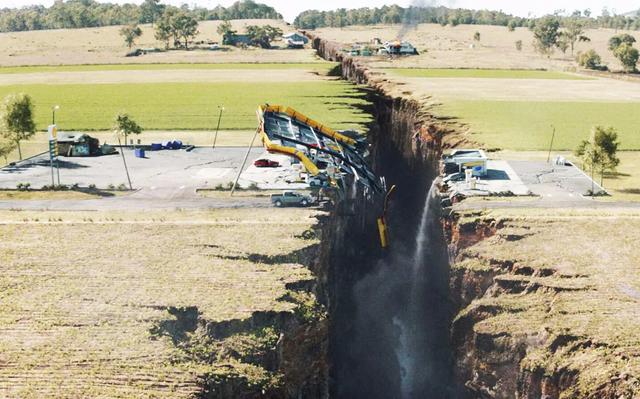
xmin=0 ymin=63 xmax=334 ymax=74
xmin=0 ymin=208 xmax=321 ymax=397
xmin=386 ymin=68 xmax=589 ymax=80
xmin=0 ymin=81 xmax=371 ymax=131
xmin=441 ymin=101 xmax=640 ymax=150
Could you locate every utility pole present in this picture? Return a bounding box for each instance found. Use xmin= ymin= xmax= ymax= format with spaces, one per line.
xmin=230 ymin=127 xmax=259 ymax=197
xmin=117 ymin=134 xmax=133 ymax=190
xmin=212 ymin=106 xmax=224 ymax=150
xmin=546 ymin=124 xmax=556 ymax=163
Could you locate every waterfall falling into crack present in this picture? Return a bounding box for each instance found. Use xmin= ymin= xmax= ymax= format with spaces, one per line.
xmin=395 ymin=180 xmax=439 ymax=398
xmin=335 ymin=180 xmax=453 ymax=399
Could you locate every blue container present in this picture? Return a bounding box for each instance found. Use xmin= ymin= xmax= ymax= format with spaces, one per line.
xmin=151 ymin=143 xmax=162 ymax=151
xmin=135 ymin=148 xmax=146 ymax=158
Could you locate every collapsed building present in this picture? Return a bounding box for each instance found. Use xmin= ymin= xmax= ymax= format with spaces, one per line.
xmin=257 ymin=105 xmax=383 ymax=194
xmin=257 ymin=105 xmax=392 ymax=246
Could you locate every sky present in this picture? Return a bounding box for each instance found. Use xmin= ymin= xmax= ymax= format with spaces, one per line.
xmin=2 ymin=0 xmax=639 ymax=22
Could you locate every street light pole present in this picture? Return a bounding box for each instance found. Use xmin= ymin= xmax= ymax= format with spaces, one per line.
xmin=546 ymin=124 xmax=555 ymax=164
xmin=212 ymin=106 xmax=224 ymax=150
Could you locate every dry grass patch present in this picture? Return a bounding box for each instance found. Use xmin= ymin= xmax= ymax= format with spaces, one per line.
xmin=316 ymin=23 xmax=640 ymax=71
xmin=0 ymin=20 xmax=318 ymax=66
xmin=0 ymin=208 xmax=321 ymax=397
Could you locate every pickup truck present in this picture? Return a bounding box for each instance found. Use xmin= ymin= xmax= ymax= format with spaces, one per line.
xmin=271 ymin=191 xmax=314 ymax=207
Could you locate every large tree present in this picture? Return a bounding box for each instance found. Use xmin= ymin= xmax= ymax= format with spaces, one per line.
xmin=0 ymin=93 xmax=36 ymax=161
xmin=172 ymin=12 xmax=198 ymax=49
xmin=613 ymin=43 xmax=639 ymax=72
xmin=119 ymin=23 xmax=142 ymax=49
xmin=608 ymin=34 xmax=636 ymax=51
xmin=532 ymin=16 xmax=560 ymax=56
xmin=139 ymin=0 xmax=165 ymax=24
xmin=575 ymin=126 xmax=621 ymax=188
xmin=154 ymin=9 xmax=176 ymax=49
xmin=246 ymin=24 xmax=282 ymax=48
xmin=609 ymin=34 xmax=639 ymax=72
xmin=562 ymin=18 xmax=586 ymax=55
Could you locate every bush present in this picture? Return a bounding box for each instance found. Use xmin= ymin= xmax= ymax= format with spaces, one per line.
xmin=473 ymin=31 xmax=481 ymax=41
xmin=515 ymin=40 xmax=523 ymax=51
xmin=117 ymin=183 xmax=128 ymax=191
xmin=247 ymin=182 xmax=259 ymax=190
xmin=613 ymin=43 xmax=639 ymax=72
xmin=88 ymin=184 xmax=97 ymax=190
xmin=577 ymin=49 xmax=607 ymax=71
xmin=213 ymin=183 xmax=225 ymax=191
xmin=16 ymin=182 xmax=30 ymax=191
xmin=107 ymin=184 xmax=116 ymax=190
xmin=226 ymin=181 xmax=235 ymax=190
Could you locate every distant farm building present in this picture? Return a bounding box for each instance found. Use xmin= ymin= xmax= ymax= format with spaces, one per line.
xmin=379 ymin=41 xmax=419 ymax=55
xmin=222 ymin=33 xmax=251 ymax=46
xmin=283 ymin=32 xmax=309 ymax=48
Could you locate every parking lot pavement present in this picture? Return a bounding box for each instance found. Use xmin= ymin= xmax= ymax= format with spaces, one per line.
xmin=239 ymin=153 xmax=309 ymax=190
xmin=507 ymin=160 xmax=602 ymax=200
xmin=0 ymin=147 xmax=263 ymax=197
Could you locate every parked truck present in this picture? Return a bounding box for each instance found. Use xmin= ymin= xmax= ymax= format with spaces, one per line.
xmin=271 ymin=191 xmax=314 ymax=207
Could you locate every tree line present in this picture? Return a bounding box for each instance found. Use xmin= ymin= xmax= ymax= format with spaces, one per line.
xmin=0 ymin=0 xmax=281 ymax=33
xmin=293 ymin=6 xmax=640 ymax=31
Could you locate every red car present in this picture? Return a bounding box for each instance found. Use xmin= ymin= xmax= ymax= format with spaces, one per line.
xmin=254 ymin=159 xmax=280 ymax=168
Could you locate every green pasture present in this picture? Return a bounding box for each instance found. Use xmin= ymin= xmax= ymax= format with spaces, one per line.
xmin=440 ymin=100 xmax=640 ymax=150
xmin=0 ymin=62 xmax=335 ymax=74
xmin=0 ymin=81 xmax=370 ymax=131
xmin=387 ymin=68 xmax=589 ymax=80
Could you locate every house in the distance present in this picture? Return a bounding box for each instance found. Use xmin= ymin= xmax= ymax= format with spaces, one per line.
xmin=222 ymin=33 xmax=251 ymax=46
xmin=283 ymin=32 xmax=309 ymax=49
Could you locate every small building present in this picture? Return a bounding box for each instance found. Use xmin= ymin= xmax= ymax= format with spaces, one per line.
xmin=379 ymin=41 xmax=419 ymax=56
xmin=283 ymin=32 xmax=309 ymax=48
xmin=442 ymin=149 xmax=488 ymax=177
xmin=57 ymin=132 xmax=100 ymax=157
